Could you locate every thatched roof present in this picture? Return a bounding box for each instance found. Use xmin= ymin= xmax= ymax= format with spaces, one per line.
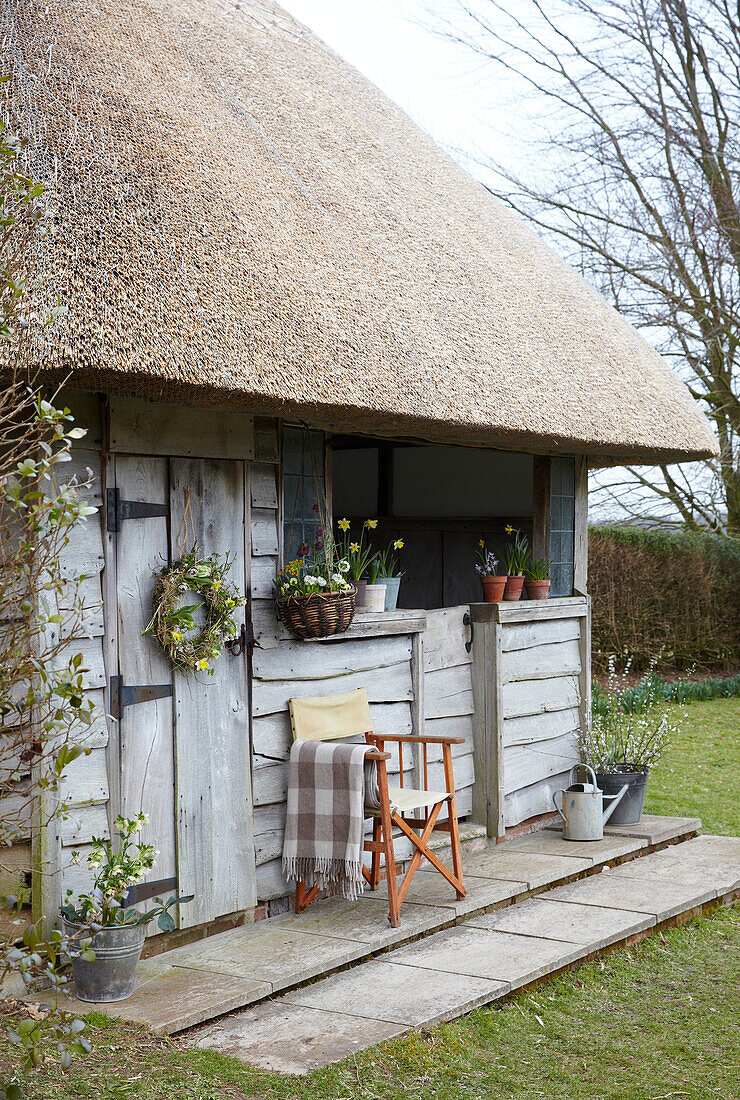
xmin=1 ymin=0 xmax=718 ymax=463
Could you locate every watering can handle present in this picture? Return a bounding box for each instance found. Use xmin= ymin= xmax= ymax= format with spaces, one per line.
xmin=572 ymin=763 xmax=598 ymax=788
xmin=602 ymin=783 xmax=629 ymax=824
xmin=552 ymin=789 xmax=566 ymax=822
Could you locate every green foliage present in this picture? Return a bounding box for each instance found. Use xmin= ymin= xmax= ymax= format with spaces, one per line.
xmin=593 ymin=672 xmax=740 ymax=714
xmin=589 ymin=525 xmax=740 ymax=671
xmin=502 ymin=526 xmax=530 ymax=575
xmin=334 ymin=517 xmax=380 ymax=583
xmin=60 ymin=816 xmax=192 ymax=931
xmin=524 ymin=556 xmax=550 ymax=580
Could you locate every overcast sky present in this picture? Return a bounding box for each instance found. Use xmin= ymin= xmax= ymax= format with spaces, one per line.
xmin=278 ymin=1 xmax=517 ymax=168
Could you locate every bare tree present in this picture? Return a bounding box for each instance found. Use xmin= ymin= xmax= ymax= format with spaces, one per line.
xmin=424 ymin=0 xmax=739 ymax=533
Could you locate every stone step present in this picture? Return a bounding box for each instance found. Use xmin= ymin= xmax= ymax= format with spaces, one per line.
xmin=44 ymin=814 xmax=701 ymax=1036
xmin=189 ymin=833 xmax=739 ymax=1075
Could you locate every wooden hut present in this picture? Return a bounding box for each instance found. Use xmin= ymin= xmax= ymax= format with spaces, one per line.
xmin=2 ymin=0 xmax=717 ymax=937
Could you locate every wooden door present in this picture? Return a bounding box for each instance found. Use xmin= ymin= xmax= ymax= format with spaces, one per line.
xmin=113 ymin=455 xmax=256 ymax=928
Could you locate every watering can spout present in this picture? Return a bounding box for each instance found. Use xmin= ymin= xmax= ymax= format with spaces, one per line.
xmin=602 ymin=783 xmax=629 ymax=824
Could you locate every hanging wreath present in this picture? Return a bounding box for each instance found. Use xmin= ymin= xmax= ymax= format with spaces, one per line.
xmin=144 ymin=550 xmax=246 ymax=675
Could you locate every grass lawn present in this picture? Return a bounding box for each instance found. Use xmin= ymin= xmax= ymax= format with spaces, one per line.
xmin=644 ymin=697 xmax=740 ymax=834
xmin=1 ymin=699 xmax=737 ymax=1100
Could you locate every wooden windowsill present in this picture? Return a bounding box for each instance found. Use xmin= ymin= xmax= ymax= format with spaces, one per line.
xmin=469 ymin=594 xmax=588 ymax=625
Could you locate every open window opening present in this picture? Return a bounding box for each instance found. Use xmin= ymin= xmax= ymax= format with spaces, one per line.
xmin=331 ymin=436 xmax=575 ymax=609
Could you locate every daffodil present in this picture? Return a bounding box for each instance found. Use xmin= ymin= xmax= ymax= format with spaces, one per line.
xmin=505 ymin=525 xmax=514 ymax=534
xmin=172 ymin=630 xmax=183 ymax=641
xmin=365 ymin=519 xmax=378 ymax=529
xmin=338 ymin=517 xmax=350 ymax=531
xmin=212 ymin=580 xmax=221 ymax=590
xmin=479 ymin=539 xmax=485 ymax=547
xmin=350 ymin=542 xmax=360 ymax=553
xmin=393 ymin=539 xmax=404 ymax=550
xmin=197 ymin=658 xmax=209 ymax=671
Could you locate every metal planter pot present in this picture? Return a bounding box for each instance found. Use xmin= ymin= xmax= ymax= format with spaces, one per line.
xmin=380 ymin=576 xmax=401 ymax=610
xmin=596 ymin=768 xmax=648 ymax=825
xmin=64 ymin=920 xmax=145 ymax=1003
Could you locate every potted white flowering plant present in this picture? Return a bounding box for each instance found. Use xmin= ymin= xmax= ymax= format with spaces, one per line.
xmin=274 ymin=525 xmax=356 ymax=639
xmin=579 ymin=657 xmax=681 ymax=824
xmin=60 ymin=814 xmax=192 ymax=1003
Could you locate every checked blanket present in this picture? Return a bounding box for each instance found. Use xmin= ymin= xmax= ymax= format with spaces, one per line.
xmin=282 ymin=739 xmax=380 ymax=900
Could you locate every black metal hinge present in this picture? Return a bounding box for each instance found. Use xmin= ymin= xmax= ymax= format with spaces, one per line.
xmin=109 ymin=675 xmax=173 ymax=721
xmin=106 ymin=487 xmax=169 ymax=533
xmin=123 ymin=877 xmax=179 ymax=907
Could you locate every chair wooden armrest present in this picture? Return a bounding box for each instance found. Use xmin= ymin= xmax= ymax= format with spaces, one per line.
xmin=364 ymin=749 xmax=391 ymax=761
xmin=367 ymin=733 xmax=466 ymax=746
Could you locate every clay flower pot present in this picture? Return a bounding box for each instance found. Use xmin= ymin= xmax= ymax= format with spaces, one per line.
xmin=524 ymin=579 xmax=550 ymax=600
xmin=480 ymin=575 xmax=506 ymax=603
xmin=503 ymin=575 xmax=525 ymax=601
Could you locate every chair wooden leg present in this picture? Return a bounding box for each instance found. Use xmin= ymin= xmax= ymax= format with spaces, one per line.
xmin=371 ymin=815 xmax=381 ymax=890
xmin=443 ymin=742 xmax=466 ymax=899
xmin=295 ymin=881 xmax=320 ymax=913
xmin=396 ymin=800 xmax=443 ymax=905
xmin=376 ymin=758 xmax=399 ymax=927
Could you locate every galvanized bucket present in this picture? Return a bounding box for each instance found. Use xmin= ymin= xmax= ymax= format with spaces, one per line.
xmin=553 ymin=764 xmax=628 ymax=841
xmin=64 ymin=920 xmax=145 ymax=1003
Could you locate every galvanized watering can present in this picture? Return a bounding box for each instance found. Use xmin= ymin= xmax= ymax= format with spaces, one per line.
xmin=553 ymin=764 xmax=628 ymax=842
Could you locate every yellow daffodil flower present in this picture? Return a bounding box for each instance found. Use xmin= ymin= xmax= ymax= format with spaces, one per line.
xmin=172 ymin=631 xmax=183 ymax=641
xmin=505 ymin=525 xmax=514 ymax=534
xmin=479 ymin=539 xmax=485 ymax=547
xmin=212 ymin=580 xmax=221 ymax=590
xmin=365 ymin=519 xmax=378 ymax=529
xmin=197 ymin=658 xmax=209 ymax=671
xmin=338 ymin=518 xmax=350 ymax=531
xmin=393 ymin=539 xmax=404 ymax=549
xmin=350 ymin=542 xmax=360 ymax=552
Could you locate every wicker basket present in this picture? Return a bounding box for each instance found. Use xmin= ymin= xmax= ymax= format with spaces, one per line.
xmin=276 ymin=588 xmax=357 ymax=640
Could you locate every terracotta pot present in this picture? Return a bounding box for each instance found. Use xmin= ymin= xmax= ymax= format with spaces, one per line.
xmin=480 ymin=575 xmax=507 ymax=603
xmin=524 ymin=579 xmax=550 ymax=600
xmin=503 ymin=575 xmax=525 ymax=601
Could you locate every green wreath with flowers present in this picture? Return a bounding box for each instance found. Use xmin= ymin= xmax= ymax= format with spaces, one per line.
xmin=144 ymin=550 xmax=246 ymax=675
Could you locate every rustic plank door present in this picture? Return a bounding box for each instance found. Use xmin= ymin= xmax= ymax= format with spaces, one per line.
xmin=113 ymin=455 xmax=256 ymax=928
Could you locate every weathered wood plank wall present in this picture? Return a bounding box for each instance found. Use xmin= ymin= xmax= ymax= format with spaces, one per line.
xmin=471 ymin=598 xmax=587 ymax=835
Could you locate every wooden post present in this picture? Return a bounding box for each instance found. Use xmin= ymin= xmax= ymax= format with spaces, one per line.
xmin=470 ymin=604 xmax=505 ymax=839
xmin=573 ymin=455 xmax=588 ymax=594
xmin=532 ymin=456 xmax=552 ymax=562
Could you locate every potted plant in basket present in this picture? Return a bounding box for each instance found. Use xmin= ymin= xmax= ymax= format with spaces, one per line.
xmin=475 ymin=539 xmax=506 ymax=602
xmin=275 ymin=527 xmax=356 ymax=639
xmin=502 ymin=526 xmax=530 ymax=601
xmin=336 ymin=518 xmax=379 ymax=612
xmin=60 ymin=814 xmax=192 ymax=1003
xmin=524 ymin=557 xmax=551 ymax=600
xmin=579 ymin=657 xmax=680 ymax=824
xmin=377 ymin=538 xmax=405 ymax=610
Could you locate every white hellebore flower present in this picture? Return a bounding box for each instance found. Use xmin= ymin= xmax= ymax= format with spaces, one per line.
xmin=338 ymin=559 xmax=350 ymax=573
xmin=317 ymin=577 xmax=327 ymax=587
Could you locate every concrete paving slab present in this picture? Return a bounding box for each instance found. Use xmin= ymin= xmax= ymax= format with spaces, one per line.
xmin=504 ymin=833 xmax=645 ymax=863
xmin=147 ymin=923 xmax=362 ymax=991
xmin=463 ymin=847 xmax=592 ymax=888
xmin=603 ymin=814 xmax=701 ymax=844
xmin=468 ymin=897 xmax=654 ymax=947
xmin=389 ymin=924 xmax=585 ymax=986
xmin=93 ymin=963 xmax=270 ymax=1034
xmin=190 ymin=1001 xmax=405 ymax=1074
xmin=283 ymin=959 xmax=508 ymax=1026
xmin=541 ymin=868 xmax=717 ymax=921
xmin=612 ymin=835 xmax=740 ymax=894
xmin=363 ymin=870 xmax=528 ymax=917
xmin=288 ymin=894 xmax=453 ymax=947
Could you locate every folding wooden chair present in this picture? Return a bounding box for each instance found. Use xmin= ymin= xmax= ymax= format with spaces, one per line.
xmin=288 ymin=687 xmax=466 ymax=927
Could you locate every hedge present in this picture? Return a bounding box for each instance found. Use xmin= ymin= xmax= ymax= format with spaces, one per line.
xmin=588 ymin=525 xmax=740 ymax=673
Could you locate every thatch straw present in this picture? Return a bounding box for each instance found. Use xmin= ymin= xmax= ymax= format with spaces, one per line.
xmin=0 ymin=0 xmax=719 ymax=463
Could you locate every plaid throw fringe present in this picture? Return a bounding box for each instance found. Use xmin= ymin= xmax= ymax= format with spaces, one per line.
xmin=282 ymin=739 xmax=374 ymax=901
